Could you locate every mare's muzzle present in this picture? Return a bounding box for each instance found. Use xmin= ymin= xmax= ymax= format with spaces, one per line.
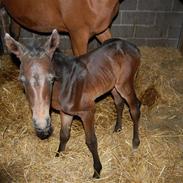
xmin=33 ymin=117 xmax=53 ymax=139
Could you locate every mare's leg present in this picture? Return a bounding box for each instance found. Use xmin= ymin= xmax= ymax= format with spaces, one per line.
xmin=10 ymin=20 xmax=21 ymax=40
xmin=111 ymin=88 xmax=125 ymax=132
xmin=96 ymin=28 xmax=112 ymax=43
xmin=0 ymin=7 xmax=9 ymax=34
xmin=81 ymin=111 xmax=102 ymax=178
xmin=116 ymin=83 xmax=141 ymax=149
xmin=0 ymin=35 xmax=3 ymax=54
xmin=70 ymin=30 xmax=89 ymax=56
xmin=0 ymin=7 xmax=9 ymax=53
xmin=56 ymin=111 xmax=73 ymax=157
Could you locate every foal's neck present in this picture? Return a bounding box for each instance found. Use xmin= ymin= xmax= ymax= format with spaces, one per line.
xmin=53 ymin=50 xmax=84 ymax=79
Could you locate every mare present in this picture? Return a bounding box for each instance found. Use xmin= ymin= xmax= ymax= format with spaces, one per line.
xmin=5 ymin=30 xmax=141 ymax=178
xmin=1 ymin=0 xmax=122 ymax=55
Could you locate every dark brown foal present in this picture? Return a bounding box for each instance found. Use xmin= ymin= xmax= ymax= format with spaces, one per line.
xmin=5 ymin=30 xmax=141 ymax=178
xmin=51 ymin=31 xmax=141 ymax=178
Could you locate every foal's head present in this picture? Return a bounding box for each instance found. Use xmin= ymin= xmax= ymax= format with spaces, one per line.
xmin=5 ymin=30 xmax=60 ymax=139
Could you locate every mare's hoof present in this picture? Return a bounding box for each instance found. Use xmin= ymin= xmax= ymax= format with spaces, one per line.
xmin=132 ymin=139 xmax=140 ymax=149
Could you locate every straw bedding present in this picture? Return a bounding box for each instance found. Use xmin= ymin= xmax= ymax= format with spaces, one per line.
xmin=0 ymin=47 xmax=183 ymax=183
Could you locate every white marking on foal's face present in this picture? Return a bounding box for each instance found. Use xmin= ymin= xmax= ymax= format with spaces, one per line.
xmin=20 ymin=59 xmax=54 ymax=130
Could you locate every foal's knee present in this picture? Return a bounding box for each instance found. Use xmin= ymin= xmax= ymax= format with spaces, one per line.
xmin=60 ymin=128 xmax=70 ymax=143
xmin=85 ymin=136 xmax=97 ymax=149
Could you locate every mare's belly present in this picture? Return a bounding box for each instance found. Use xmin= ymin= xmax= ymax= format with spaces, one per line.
xmin=3 ymin=0 xmax=67 ymax=32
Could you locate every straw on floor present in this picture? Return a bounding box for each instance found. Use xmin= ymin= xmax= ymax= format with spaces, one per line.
xmin=0 ymin=47 xmax=183 ymax=183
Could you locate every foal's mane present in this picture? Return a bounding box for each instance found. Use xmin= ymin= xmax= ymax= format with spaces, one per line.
xmin=53 ymin=50 xmax=87 ymax=81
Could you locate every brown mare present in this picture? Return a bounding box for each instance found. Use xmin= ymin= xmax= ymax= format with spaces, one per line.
xmin=1 ymin=0 xmax=122 ymax=55
xmin=5 ymin=30 xmax=141 ymax=178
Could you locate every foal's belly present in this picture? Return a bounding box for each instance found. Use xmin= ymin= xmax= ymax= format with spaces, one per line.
xmin=89 ymin=78 xmax=116 ymax=100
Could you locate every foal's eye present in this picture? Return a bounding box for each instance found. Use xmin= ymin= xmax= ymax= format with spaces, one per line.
xmin=48 ymin=74 xmax=54 ymax=83
xmin=18 ymin=75 xmax=26 ymax=83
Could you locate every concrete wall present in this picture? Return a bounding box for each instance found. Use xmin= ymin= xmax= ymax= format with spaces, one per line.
xmin=112 ymin=0 xmax=183 ymax=47
xmin=2 ymin=0 xmax=183 ymax=51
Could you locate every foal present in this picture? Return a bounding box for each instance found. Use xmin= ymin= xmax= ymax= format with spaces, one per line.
xmin=5 ymin=30 xmax=141 ymax=178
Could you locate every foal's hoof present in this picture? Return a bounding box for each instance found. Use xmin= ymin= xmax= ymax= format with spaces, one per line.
xmin=132 ymin=139 xmax=140 ymax=149
xmin=55 ymin=152 xmax=60 ymax=157
xmin=92 ymin=164 xmax=102 ymax=179
xmin=113 ymin=126 xmax=122 ymax=133
xmin=93 ymin=172 xmax=100 ymax=179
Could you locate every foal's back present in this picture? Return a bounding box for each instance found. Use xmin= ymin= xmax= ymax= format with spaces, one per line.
xmin=53 ymin=39 xmax=140 ymax=114
xmin=79 ymin=39 xmax=141 ymax=98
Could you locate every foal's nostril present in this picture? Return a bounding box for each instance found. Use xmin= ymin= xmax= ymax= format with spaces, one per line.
xmin=33 ymin=118 xmax=53 ymax=140
xmin=35 ymin=126 xmax=53 ymax=140
xmin=46 ymin=117 xmax=51 ymax=128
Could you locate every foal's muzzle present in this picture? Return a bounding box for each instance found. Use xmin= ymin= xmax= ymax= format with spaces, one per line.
xmin=33 ymin=118 xmax=53 ymax=140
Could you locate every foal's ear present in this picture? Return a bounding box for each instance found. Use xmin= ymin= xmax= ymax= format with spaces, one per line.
xmin=4 ymin=33 xmax=25 ymax=58
xmin=44 ymin=29 xmax=60 ymax=58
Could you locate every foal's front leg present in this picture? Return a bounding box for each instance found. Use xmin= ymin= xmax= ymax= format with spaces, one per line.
xmin=56 ymin=111 xmax=73 ymax=157
xmin=81 ymin=111 xmax=102 ymax=178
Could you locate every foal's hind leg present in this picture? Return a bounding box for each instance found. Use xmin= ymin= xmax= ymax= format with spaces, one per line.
xmin=56 ymin=111 xmax=73 ymax=157
xmin=111 ymin=88 xmax=125 ymax=132
xmin=116 ymin=84 xmax=141 ymax=149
